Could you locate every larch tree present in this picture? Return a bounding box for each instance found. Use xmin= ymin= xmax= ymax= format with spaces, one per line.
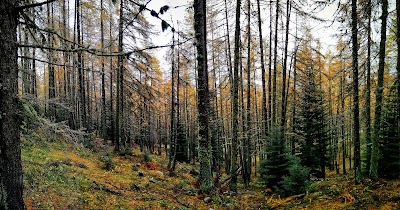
xmin=351 ymin=0 xmax=361 ymax=182
xmin=194 ymin=0 xmax=213 ymax=193
xmin=230 ymin=0 xmax=241 ymax=192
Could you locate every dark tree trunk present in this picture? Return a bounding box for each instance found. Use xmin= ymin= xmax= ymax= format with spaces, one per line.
xmin=0 ymin=0 xmax=25 ymax=208
xmin=351 ymin=0 xmax=361 ymax=182
xmin=371 ymin=0 xmax=388 ymax=180
xmin=115 ymin=0 xmax=124 ymax=152
xmin=365 ymin=0 xmax=372 ymax=174
xmin=101 ymin=0 xmax=106 ymax=139
xmin=194 ymin=0 xmax=213 ymax=193
xmin=256 ymin=0 xmax=267 ymax=140
xmin=230 ymin=0 xmax=241 ymax=192
xmin=272 ymin=0 xmax=279 ymax=125
xmin=244 ymin=0 xmax=251 ymax=185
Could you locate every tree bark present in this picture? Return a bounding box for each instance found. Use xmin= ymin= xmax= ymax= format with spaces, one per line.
xmin=371 ymin=0 xmax=388 ymax=180
xmin=351 ymin=0 xmax=361 ymax=182
xmin=0 ymin=0 xmax=25 ymax=208
xmin=230 ymin=0 xmax=241 ymax=192
xmin=256 ymin=0 xmax=267 ymax=140
xmin=194 ymin=0 xmax=213 ymax=193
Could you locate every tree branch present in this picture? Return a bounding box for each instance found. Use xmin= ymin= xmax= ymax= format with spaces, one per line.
xmin=17 ymin=0 xmax=57 ymax=11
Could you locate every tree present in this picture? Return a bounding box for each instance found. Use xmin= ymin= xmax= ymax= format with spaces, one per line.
xmin=351 ymin=0 xmax=361 ymax=182
xmin=371 ymin=0 xmax=388 ymax=180
xmin=230 ymin=0 xmax=241 ymax=192
xmin=256 ymin=0 xmax=267 ymax=140
xmin=364 ymin=0 xmax=372 ymax=175
xmin=0 ymin=0 xmax=24 ymax=208
xmin=194 ymin=0 xmax=213 ymax=193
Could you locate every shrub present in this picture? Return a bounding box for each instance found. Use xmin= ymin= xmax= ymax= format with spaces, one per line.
xmin=278 ymin=155 xmax=310 ymax=196
xmin=100 ymin=152 xmax=115 ymax=171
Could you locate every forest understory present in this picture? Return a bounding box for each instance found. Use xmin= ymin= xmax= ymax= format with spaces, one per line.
xmin=21 ymin=124 xmax=400 ymax=210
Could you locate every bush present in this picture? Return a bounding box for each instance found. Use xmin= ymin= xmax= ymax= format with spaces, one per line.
xmin=100 ymin=152 xmax=115 ymax=171
xmin=278 ymin=155 xmax=310 ymax=196
xmin=258 ymin=126 xmax=288 ymax=190
xmin=143 ymin=150 xmax=152 ymax=162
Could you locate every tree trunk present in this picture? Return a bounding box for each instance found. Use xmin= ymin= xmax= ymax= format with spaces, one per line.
xmin=0 ymin=0 xmax=24 ymax=208
xmin=230 ymin=0 xmax=241 ymax=192
xmin=244 ymin=0 xmax=251 ymax=185
xmin=281 ymin=0 xmax=291 ymax=133
xmin=365 ymin=0 xmax=372 ymax=175
xmin=101 ymin=0 xmax=106 ymax=139
xmin=194 ymin=0 xmax=213 ymax=193
xmin=115 ymin=0 xmax=124 ymax=152
xmin=256 ymin=0 xmax=267 ymax=140
xmin=351 ymin=0 xmax=361 ymax=182
xmin=272 ymin=0 xmax=279 ymax=125
xmin=371 ymin=0 xmax=388 ymax=180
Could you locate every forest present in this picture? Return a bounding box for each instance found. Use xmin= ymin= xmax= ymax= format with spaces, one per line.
xmin=0 ymin=0 xmax=399 ymax=209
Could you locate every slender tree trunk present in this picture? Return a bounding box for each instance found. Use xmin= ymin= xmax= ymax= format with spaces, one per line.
xmin=168 ymin=32 xmax=176 ymax=170
xmin=267 ymin=1 xmax=273 ymax=132
xmin=341 ymin=63 xmax=346 ymax=174
xmin=101 ymin=0 xmax=106 ymax=138
xmin=48 ymin=2 xmax=56 ymax=118
xmin=272 ymin=0 xmax=279 ymax=125
xmin=244 ymin=0 xmax=251 ymax=185
xmin=257 ymin=0 xmax=267 ymax=140
xmin=230 ymin=0 xmax=241 ymax=192
xmin=371 ymin=0 xmax=388 ymax=180
xmin=194 ymin=0 xmax=213 ymax=193
xmin=0 ymin=1 xmax=24 ymax=208
xmin=397 ymin=0 xmax=400 ymax=134
xmin=351 ymin=0 xmax=361 ymax=181
xmin=364 ymin=0 xmax=372 ymax=175
xmin=115 ymin=0 xmax=124 ymax=152
xmin=281 ymin=0 xmax=291 ymax=133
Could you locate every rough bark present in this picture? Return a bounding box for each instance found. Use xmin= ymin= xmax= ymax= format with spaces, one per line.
xmin=0 ymin=0 xmax=25 ymax=208
xmin=351 ymin=0 xmax=361 ymax=181
xmin=230 ymin=0 xmax=241 ymax=192
xmin=194 ymin=0 xmax=213 ymax=193
xmin=371 ymin=0 xmax=388 ymax=180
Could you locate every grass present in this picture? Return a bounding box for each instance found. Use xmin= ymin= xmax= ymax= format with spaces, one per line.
xmin=21 ymin=128 xmax=400 ymax=209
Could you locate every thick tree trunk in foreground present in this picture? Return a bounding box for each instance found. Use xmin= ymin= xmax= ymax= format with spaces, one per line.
xmin=194 ymin=0 xmax=213 ymax=193
xmin=0 ymin=0 xmax=25 ymax=209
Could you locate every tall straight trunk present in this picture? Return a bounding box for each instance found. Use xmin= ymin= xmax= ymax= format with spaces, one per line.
xmin=371 ymin=0 xmax=388 ymax=180
xmin=257 ymin=0 xmax=267 ymax=139
xmin=62 ymin=0 xmax=68 ymax=101
xmin=0 ymin=1 xmax=24 ymax=209
xmin=396 ymin=0 xmax=400 ymax=134
xmin=168 ymin=32 xmax=176 ymax=169
xmin=100 ymin=0 xmax=106 ymax=138
xmin=340 ymin=62 xmax=346 ymax=174
xmin=351 ymin=0 xmax=361 ymax=181
xmin=194 ymin=0 xmax=213 ymax=193
xmin=272 ymin=0 xmax=279 ymax=125
xmin=244 ymin=0 xmax=251 ymax=185
xmin=76 ymin=0 xmax=85 ymax=128
xmin=230 ymin=0 xmax=241 ymax=192
xmin=109 ymin=3 xmax=115 ymax=144
xmin=280 ymin=0 xmax=291 ymax=132
xmin=365 ymin=0 xmax=372 ymax=174
xmin=115 ymin=0 xmax=124 ymax=151
xmin=267 ymin=1 xmax=273 ymax=131
xmin=48 ymin=2 xmax=55 ymax=117
xmin=32 ymin=46 xmax=37 ymax=97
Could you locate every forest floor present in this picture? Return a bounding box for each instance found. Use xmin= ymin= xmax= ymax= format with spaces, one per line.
xmin=22 ymin=128 xmax=400 ymax=210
